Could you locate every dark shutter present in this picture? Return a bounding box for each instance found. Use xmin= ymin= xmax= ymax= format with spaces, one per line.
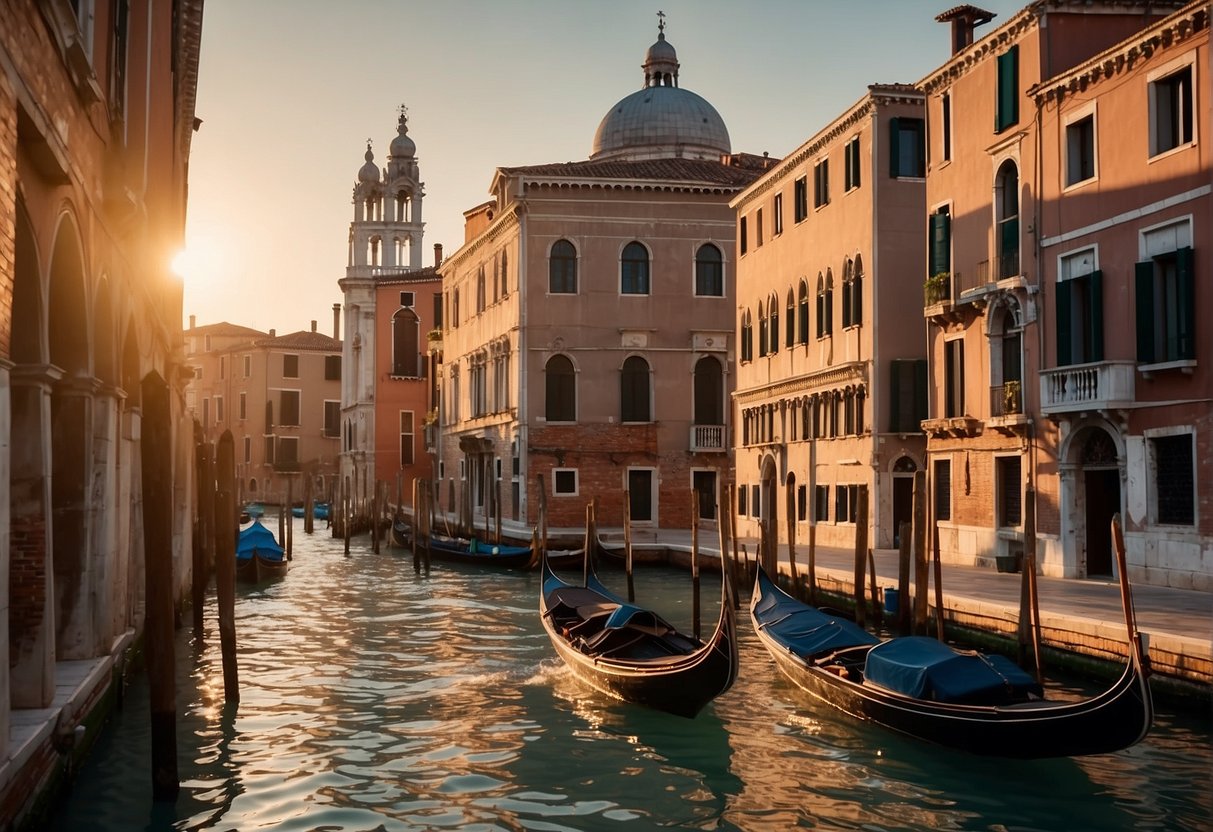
xmin=889 ymin=359 xmax=901 ymax=432
xmin=996 ymin=46 xmax=1019 ymax=132
xmin=1055 ymin=278 xmax=1072 ymax=366
xmin=914 ymin=359 xmax=928 ymax=426
xmin=1176 ymin=247 xmax=1195 ymax=360
xmin=1089 ymin=270 xmax=1104 ymax=362
xmin=889 ymin=117 xmax=901 ymax=178
xmin=1135 ymin=261 xmax=1155 ymax=363
xmin=932 ymin=211 xmax=951 ymax=276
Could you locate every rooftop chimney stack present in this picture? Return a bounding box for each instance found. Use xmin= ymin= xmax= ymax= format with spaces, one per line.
xmin=936 ymin=4 xmax=995 ymax=55
xmin=333 ymin=303 xmax=342 ymax=340
xmin=189 ymin=314 xmax=196 ymax=329
xmin=434 ymin=243 xmax=444 ymax=268
xmin=269 ymin=329 xmax=276 ymax=338
xmin=311 ymin=320 xmax=317 ymax=333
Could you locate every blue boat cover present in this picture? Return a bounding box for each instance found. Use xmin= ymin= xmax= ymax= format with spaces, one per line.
xmin=754 ymin=587 xmax=880 ymax=658
xmin=863 ymin=636 xmax=1043 ymax=704
xmin=237 ymin=520 xmax=284 ymax=562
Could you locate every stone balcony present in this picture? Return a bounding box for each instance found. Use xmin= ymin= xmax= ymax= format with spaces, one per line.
xmin=690 ymin=424 xmax=726 ymax=453
xmin=1040 ymin=360 xmax=1136 ymax=417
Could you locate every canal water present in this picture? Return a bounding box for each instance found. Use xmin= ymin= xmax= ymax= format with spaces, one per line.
xmin=48 ymin=519 xmax=1211 ymax=831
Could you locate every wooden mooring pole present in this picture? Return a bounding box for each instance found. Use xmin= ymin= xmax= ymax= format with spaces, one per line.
xmin=853 ymin=485 xmax=868 ymax=628
xmin=140 ymin=371 xmax=179 ymax=800
xmin=691 ymin=490 xmax=701 ymax=640
xmin=215 ymin=431 xmax=240 ymax=705
xmin=786 ymin=484 xmax=799 ymax=599
xmin=624 ymin=489 xmax=634 ymax=603
xmin=286 ymin=477 xmax=294 ymax=559
xmin=192 ymin=428 xmax=209 ymax=634
xmin=897 ymin=521 xmax=912 ymax=635
xmin=412 ymin=478 xmax=420 ymax=572
xmin=912 ymin=470 xmax=929 ymax=635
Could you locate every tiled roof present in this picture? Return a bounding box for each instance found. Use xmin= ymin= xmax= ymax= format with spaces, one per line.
xmin=498 ymin=157 xmax=768 ymax=189
xmin=188 ymin=321 xmax=267 ymax=338
xmin=259 ymin=330 xmax=341 ymax=351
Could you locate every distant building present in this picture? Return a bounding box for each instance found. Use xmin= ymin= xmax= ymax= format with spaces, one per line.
xmin=184 ymin=315 xmax=344 ymax=505
xmin=339 ymin=110 xmax=441 ymax=513
xmin=919 ymin=0 xmax=1207 ymax=586
xmin=731 ymin=84 xmax=928 ymax=566
xmin=438 ymin=20 xmax=773 ymax=532
xmin=0 ymin=0 xmax=203 ymax=825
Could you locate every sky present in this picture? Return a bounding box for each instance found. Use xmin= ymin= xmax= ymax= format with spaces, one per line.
xmin=179 ymin=0 xmax=1029 ymax=335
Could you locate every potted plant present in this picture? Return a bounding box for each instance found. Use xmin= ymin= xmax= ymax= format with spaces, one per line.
xmin=1003 ymin=380 xmax=1021 ymax=415
xmin=924 ymin=272 xmax=950 ymax=305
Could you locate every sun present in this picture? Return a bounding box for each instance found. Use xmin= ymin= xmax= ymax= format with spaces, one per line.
xmin=171 ymin=235 xmax=227 ymax=283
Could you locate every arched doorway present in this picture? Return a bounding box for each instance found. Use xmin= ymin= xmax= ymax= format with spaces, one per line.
xmin=760 ymin=454 xmax=778 ymax=572
xmin=1079 ymin=428 xmax=1120 ymax=577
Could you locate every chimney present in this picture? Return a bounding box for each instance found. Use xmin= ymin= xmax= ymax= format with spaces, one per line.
xmin=269 ymin=329 xmax=276 ymax=338
xmin=936 ymin=5 xmax=995 ymax=55
xmin=189 ymin=314 xmax=196 ymax=329
xmin=333 ymin=303 xmax=342 ymax=340
xmin=434 ymin=243 xmax=443 ymax=268
xmin=311 ymin=320 xmax=317 ymax=333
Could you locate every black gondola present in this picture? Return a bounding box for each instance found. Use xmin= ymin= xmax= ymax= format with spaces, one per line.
xmin=539 ymin=550 xmax=738 ymax=719
xmin=749 ymin=550 xmax=1153 ymax=757
xmin=236 ymin=518 xmax=288 ymax=583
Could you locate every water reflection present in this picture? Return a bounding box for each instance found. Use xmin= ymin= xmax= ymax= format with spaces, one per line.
xmin=46 ymin=523 xmax=1212 ymax=832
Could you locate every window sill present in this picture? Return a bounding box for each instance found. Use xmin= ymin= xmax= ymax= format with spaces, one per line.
xmin=1147 ymin=141 xmax=1196 ymax=164
xmin=1138 ymin=359 xmax=1196 ymax=378
xmin=1062 ymin=175 xmax=1097 ymax=194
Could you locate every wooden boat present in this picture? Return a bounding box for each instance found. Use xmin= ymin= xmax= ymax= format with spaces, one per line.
xmin=748 ymin=546 xmax=1153 ymax=757
xmin=290 ymin=502 xmax=330 ymax=520
xmin=539 ymin=550 xmax=738 ymax=719
xmin=425 ymin=533 xmax=535 ymax=569
xmin=389 ymin=518 xmax=413 ymax=549
xmin=236 ymin=519 xmax=288 ymax=583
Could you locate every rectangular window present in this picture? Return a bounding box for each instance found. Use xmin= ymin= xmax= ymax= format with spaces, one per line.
xmin=1056 ymin=250 xmax=1103 ymax=366
xmin=934 ymin=459 xmax=951 ymax=521
xmin=399 ymin=411 xmax=414 ymax=467
xmin=243 ymin=436 xmax=251 ymax=464
xmin=928 ymin=207 xmax=951 ymax=281
xmin=1065 ymin=114 xmax=1096 ymax=186
xmin=323 ymin=400 xmax=340 ymax=437
xmin=1152 ymin=434 xmax=1194 ymax=525
xmin=844 ymin=137 xmax=861 ymax=191
xmin=279 ymin=390 xmax=300 ymax=426
xmin=243 ymin=354 xmax=251 ymax=378
xmin=740 ymin=216 xmax=748 ymax=255
xmin=756 ymin=208 xmax=764 ymax=247
xmin=433 ymin=292 xmax=443 ymax=328
xmin=941 ymin=92 xmax=952 ymax=162
xmin=553 ymin=468 xmax=578 ymax=496
xmin=215 ymin=396 xmax=224 ymax=423
xmin=996 ymin=455 xmax=1022 ymax=527
xmin=239 ymin=392 xmax=247 ymax=421
xmin=814 ymin=485 xmax=829 ymax=523
xmin=738 ymin=483 xmax=748 ymax=517
xmin=283 ymin=353 xmax=299 ymax=378
xmin=889 ymin=117 xmax=925 ymax=178
xmin=813 ymin=159 xmax=829 ymax=208
xmin=219 ymin=356 xmax=226 ymax=380
xmin=400 ymin=291 xmax=415 ymax=307
xmin=751 ymin=484 xmax=760 ymax=518
xmin=944 ymin=339 xmax=965 ymax=418
xmin=773 ymin=193 xmax=784 ymax=235
xmin=835 ymin=484 xmax=858 ymax=524
xmin=1136 ymin=247 xmax=1195 ymax=364
xmin=325 ymin=354 xmax=341 ymax=380
xmin=797 ymin=485 xmax=807 ymax=522
xmin=202 ymin=398 xmax=209 ymax=429
xmin=793 ymin=176 xmax=808 ymax=222
xmin=278 ymin=436 xmax=299 ymax=468
xmin=995 ymin=45 xmax=1019 ymax=133
xmin=1150 ymin=64 xmax=1193 ymax=156
xmin=263 ymin=435 xmax=275 ymax=464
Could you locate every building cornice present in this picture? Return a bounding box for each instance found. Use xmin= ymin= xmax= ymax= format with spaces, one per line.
xmin=733 ymin=362 xmax=868 ymax=405
xmin=1030 ymin=3 xmax=1207 ymax=104
xmin=439 ymin=205 xmax=521 ymax=274
xmin=919 ymin=6 xmax=1038 ymax=96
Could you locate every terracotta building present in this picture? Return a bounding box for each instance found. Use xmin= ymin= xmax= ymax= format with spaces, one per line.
xmin=184 ymin=315 xmax=343 ymax=506
xmin=339 ymin=110 xmax=440 ymax=514
xmin=437 ymin=23 xmax=773 ymax=532
xmin=918 ymin=0 xmax=1206 ymax=586
xmin=0 ymin=0 xmax=203 ymax=825
xmin=731 ymin=84 xmax=928 ymax=565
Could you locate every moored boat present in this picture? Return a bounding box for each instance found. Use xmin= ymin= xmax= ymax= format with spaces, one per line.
xmin=236 ymin=518 xmax=288 ymax=583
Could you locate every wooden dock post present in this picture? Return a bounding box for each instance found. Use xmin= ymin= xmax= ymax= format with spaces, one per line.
xmin=422 ymin=479 xmax=431 ymax=573
xmin=192 ymin=430 xmax=209 ymax=634
xmin=582 ymin=502 xmax=596 ymax=588
xmin=912 ymin=470 xmax=929 ymax=635
xmin=624 ymin=489 xmax=634 ymax=603
xmin=411 ymin=478 xmax=420 ymax=572
xmin=1019 ymin=487 xmax=1043 ymax=679
xmin=729 ymin=484 xmax=743 ymax=608
xmin=691 ymin=490 xmax=701 ymax=640
xmin=371 ymin=479 xmax=381 ymax=554
xmin=853 ymin=485 xmax=868 ymax=628
xmin=717 ymin=487 xmax=734 ymax=604
xmin=932 ymin=518 xmax=944 ymax=641
xmin=897 ymin=521 xmax=912 ymax=635
xmin=806 ymin=523 xmax=817 ymax=606
xmin=285 ymin=477 xmax=294 ymax=559
xmin=537 ymin=474 xmax=548 ymax=559
xmin=343 ymin=478 xmax=351 ymax=557
xmin=215 ymin=431 xmax=240 ymax=705
xmin=786 ymin=484 xmax=799 ymax=599
xmin=140 ymin=371 xmax=180 ymax=800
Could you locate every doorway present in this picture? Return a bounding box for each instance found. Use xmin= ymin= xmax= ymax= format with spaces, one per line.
xmin=892 ymin=456 xmax=916 ymax=548
xmin=1084 ymin=469 xmax=1119 ymax=577
xmin=628 ymin=468 xmax=654 ymax=523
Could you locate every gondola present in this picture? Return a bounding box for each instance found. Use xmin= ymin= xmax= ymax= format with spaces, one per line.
xmin=426 ymin=533 xmax=535 ymax=569
xmin=236 ymin=518 xmax=288 ymax=583
xmin=539 ymin=550 xmax=738 ymax=719
xmin=748 ymin=526 xmax=1153 ymax=757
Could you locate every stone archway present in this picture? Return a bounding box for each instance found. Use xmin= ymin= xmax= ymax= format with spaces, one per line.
xmin=1060 ymin=421 xmax=1124 ymax=579
xmin=760 ymin=454 xmax=778 ymax=572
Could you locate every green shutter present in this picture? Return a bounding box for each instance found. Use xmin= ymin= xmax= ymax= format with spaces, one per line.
xmin=1055 ymin=279 xmax=1072 ymax=366
xmin=914 ymin=359 xmax=929 ymax=426
xmin=853 ymin=273 xmax=863 ymax=325
xmin=889 ymin=359 xmax=902 ymax=432
xmin=889 ymin=117 xmax=901 ymax=177
xmin=1135 ymin=261 xmax=1155 ymax=363
xmin=929 ymin=211 xmax=951 ymax=276
xmin=996 ymin=46 xmax=1019 ymax=132
xmin=1089 ymin=270 xmax=1104 ymax=362
xmin=1176 ymin=247 xmax=1195 ymax=360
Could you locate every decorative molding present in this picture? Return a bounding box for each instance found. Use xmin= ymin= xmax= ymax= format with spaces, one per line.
xmin=733 ymin=362 xmax=867 ymax=405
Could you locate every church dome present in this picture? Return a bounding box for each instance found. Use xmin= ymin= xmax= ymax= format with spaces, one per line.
xmin=357 ymin=143 xmax=380 ymax=183
xmin=590 ymin=22 xmax=730 ymax=162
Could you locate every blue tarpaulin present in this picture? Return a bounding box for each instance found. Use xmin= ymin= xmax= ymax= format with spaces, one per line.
xmin=237 ymin=519 xmax=284 ymax=562
xmin=754 ymin=589 xmax=880 ymax=658
xmin=864 ymin=636 xmax=1043 ymax=704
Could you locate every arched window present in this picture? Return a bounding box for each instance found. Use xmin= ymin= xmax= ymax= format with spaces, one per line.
xmin=392 ymin=307 xmax=420 ymax=376
xmin=500 ymin=249 xmax=508 ymax=296
xmin=693 ymin=356 xmax=724 ymax=425
xmin=620 ymin=356 xmax=651 ymax=422
xmin=545 ymin=355 xmax=576 ymax=422
xmin=621 ymin=241 xmax=650 ymax=295
xmin=695 ymin=243 xmax=723 ymax=296
xmin=758 ymin=300 xmax=768 ymax=357
xmin=996 ymin=160 xmax=1020 ymax=279
xmin=452 ymin=288 xmax=460 ymax=328
xmin=492 ymin=257 xmax=500 ymax=304
xmin=741 ymin=309 xmax=753 ymax=362
xmin=248 ymin=478 xmax=258 ymax=494
xmin=549 ymin=239 xmax=577 ymax=294
xmin=785 ymin=289 xmax=795 ymax=348
xmin=476 ymin=266 xmax=486 ymax=313
xmin=768 ymin=293 xmax=780 ymax=354
xmin=798 ymin=279 xmax=809 ymax=344
xmin=815 ymin=273 xmax=826 ymax=338
xmin=995 ymin=305 xmax=1023 ymax=415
